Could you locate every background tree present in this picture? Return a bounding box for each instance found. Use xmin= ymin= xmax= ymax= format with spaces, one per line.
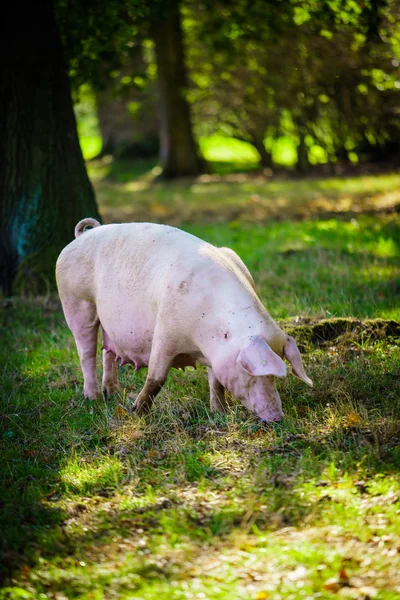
xmin=150 ymin=1 xmax=205 ymax=178
xmin=63 ymin=0 xmax=205 ymax=178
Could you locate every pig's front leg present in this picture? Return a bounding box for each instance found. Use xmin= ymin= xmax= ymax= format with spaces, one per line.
xmin=208 ymin=368 xmax=228 ymax=412
xmin=102 ymin=349 xmax=118 ymax=396
xmin=133 ymin=377 xmax=166 ymax=415
xmin=132 ymin=338 xmax=173 ymax=415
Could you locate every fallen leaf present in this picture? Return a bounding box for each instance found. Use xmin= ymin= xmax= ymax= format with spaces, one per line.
xmin=322 ymin=578 xmax=342 ymax=592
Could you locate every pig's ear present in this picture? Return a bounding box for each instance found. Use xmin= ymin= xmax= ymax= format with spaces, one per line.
xmin=237 ymin=336 xmax=287 ymax=377
xmin=284 ymin=336 xmax=313 ymax=387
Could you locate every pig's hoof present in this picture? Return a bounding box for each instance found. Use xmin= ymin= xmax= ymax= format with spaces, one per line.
xmin=133 ymin=401 xmax=152 ymax=416
xmin=84 ymin=391 xmax=101 ymax=400
xmin=102 ymin=386 xmax=118 ymax=398
xmin=127 ymin=392 xmax=153 ymax=415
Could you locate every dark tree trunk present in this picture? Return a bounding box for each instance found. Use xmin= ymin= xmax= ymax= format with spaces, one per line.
xmin=250 ymin=135 xmax=274 ymax=169
xmin=150 ymin=2 xmax=204 ymax=179
xmin=0 ymin=0 xmax=100 ymax=294
xmin=296 ymin=130 xmax=310 ymax=173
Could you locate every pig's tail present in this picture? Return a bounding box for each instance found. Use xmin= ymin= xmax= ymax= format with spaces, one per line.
xmin=74 ymin=218 xmax=101 ymax=238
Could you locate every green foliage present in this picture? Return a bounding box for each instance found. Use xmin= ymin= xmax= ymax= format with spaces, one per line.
xmin=187 ymin=0 xmax=400 ymax=167
xmin=56 ymin=0 xmax=160 ymax=87
xmin=67 ymin=0 xmax=400 ymax=171
xmin=65 ymin=0 xmax=400 ymax=170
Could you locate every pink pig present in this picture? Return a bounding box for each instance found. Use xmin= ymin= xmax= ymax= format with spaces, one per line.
xmin=56 ymin=218 xmax=312 ymax=422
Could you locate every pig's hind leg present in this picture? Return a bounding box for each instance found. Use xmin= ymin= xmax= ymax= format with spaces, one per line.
xmin=208 ymin=368 xmax=228 ymax=412
xmin=101 ymin=328 xmax=118 ymax=396
xmin=62 ymin=298 xmax=100 ymax=399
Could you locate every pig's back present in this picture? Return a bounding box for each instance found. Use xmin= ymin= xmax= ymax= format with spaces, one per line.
xmin=57 ymin=222 xmax=205 ymax=301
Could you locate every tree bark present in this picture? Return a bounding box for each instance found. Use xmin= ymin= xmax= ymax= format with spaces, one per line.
xmin=0 ymin=0 xmax=101 ymax=294
xmin=250 ymin=135 xmax=274 ymax=169
xmin=296 ymin=130 xmax=310 ymax=173
xmin=150 ymin=2 xmax=204 ymax=179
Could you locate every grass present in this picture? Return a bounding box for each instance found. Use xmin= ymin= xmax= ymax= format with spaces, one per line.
xmin=1 ymin=149 xmax=400 ymax=598
xmin=185 ymin=216 xmax=400 ymax=320
xmin=88 ymin=158 xmax=400 ymax=226
xmin=1 ymin=299 xmax=400 ymax=599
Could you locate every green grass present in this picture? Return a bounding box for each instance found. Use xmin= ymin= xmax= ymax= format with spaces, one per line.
xmin=185 ymin=216 xmax=400 ymax=320
xmin=199 ymin=135 xmax=260 ymax=166
xmin=89 ymin=159 xmax=400 ymax=227
xmin=1 ymin=148 xmax=400 ymax=597
xmin=0 ymin=299 xmax=400 ymax=598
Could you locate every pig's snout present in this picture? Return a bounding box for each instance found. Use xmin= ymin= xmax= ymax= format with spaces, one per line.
xmin=257 ymin=409 xmax=284 ymax=423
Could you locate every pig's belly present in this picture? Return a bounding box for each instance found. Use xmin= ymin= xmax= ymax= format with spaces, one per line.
xmin=97 ymin=304 xmax=201 ymax=371
xmin=97 ymin=302 xmax=155 ymax=370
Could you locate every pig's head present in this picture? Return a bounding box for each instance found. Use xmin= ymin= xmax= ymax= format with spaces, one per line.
xmin=214 ymin=335 xmax=312 ymax=422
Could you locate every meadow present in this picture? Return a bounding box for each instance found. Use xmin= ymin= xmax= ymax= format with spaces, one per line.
xmin=1 ymin=144 xmax=400 ymax=599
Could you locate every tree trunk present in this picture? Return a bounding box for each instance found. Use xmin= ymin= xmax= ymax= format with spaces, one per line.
xmin=0 ymin=0 xmax=100 ymax=294
xmin=296 ymin=130 xmax=310 ymax=173
xmin=150 ymin=2 xmax=204 ymax=179
xmin=250 ymin=135 xmax=274 ymax=169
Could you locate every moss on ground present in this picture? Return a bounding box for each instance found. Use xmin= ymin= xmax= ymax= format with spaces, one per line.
xmin=284 ymin=317 xmax=400 ymax=350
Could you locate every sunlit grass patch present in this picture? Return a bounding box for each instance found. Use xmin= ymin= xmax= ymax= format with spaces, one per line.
xmin=60 ymin=455 xmax=124 ymax=495
xmin=79 ymin=135 xmax=102 ymax=160
xmin=199 ymin=134 xmax=259 ymax=165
